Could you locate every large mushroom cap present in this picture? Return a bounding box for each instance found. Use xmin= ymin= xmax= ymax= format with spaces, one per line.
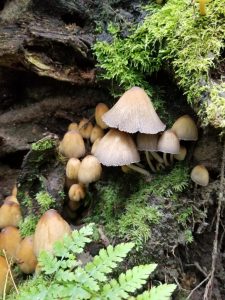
xmin=78 ymin=155 xmax=102 ymax=184
xmin=94 ymin=129 xmax=140 ymax=166
xmin=102 ymin=87 xmax=166 ymax=134
xmin=172 ymin=115 xmax=198 ymax=141
xmin=136 ymin=133 xmax=159 ymax=151
xmin=33 ymin=209 xmax=71 ymax=256
xmin=157 ymin=130 xmax=180 ymax=154
xmin=191 ymin=165 xmax=209 ymax=186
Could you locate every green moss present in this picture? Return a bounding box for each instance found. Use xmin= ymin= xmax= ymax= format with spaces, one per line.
xmin=35 ymin=191 xmax=55 ymax=214
xmin=31 ymin=138 xmax=56 ymax=151
xmin=19 ymin=215 xmax=38 ymax=238
xmin=94 ymin=0 xmax=225 ymax=128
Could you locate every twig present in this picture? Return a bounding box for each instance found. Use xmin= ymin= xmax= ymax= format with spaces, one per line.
xmin=203 ymin=139 xmax=225 ymax=300
xmin=187 ymin=274 xmax=211 ymax=300
xmin=3 ymin=250 xmax=19 ymax=294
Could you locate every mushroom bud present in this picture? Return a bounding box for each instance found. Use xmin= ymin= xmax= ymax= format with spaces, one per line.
xmin=33 ymin=209 xmax=71 ymax=256
xmin=0 ymin=201 xmax=22 ymax=228
xmin=68 ymin=122 xmax=78 ymax=131
xmin=95 ymin=103 xmax=109 ymax=129
xmin=0 ymin=256 xmax=10 ymax=296
xmin=68 ymin=184 xmax=86 ymax=202
xmin=172 ymin=115 xmax=198 ymax=141
xmin=59 ymin=130 xmax=85 ymax=159
xmin=90 ymin=125 xmax=104 ymax=143
xmin=78 ymin=118 xmax=93 ymax=139
xmin=16 ymin=236 xmax=37 ymax=274
xmin=191 ymin=165 xmax=209 ymax=187
xmin=66 ymin=158 xmax=81 ymax=181
xmin=0 ymin=226 xmax=21 ymax=262
xmin=78 ymin=155 xmax=102 ymax=185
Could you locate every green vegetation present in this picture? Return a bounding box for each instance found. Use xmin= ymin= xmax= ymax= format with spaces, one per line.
xmin=88 ymin=163 xmax=190 ymax=248
xmin=19 ymin=215 xmax=38 ymax=238
xmin=31 ymin=137 xmax=56 ymax=151
xmin=35 ymin=191 xmax=55 ymax=214
xmin=7 ymin=224 xmax=176 ymax=300
xmin=94 ymin=0 xmax=225 ymax=128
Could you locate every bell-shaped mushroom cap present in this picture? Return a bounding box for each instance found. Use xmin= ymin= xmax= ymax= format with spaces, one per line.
xmin=157 ymin=130 xmax=180 ymax=154
xmin=174 ymin=145 xmax=187 ymax=161
xmin=59 ymin=130 xmax=85 ymax=159
xmin=94 ymin=129 xmax=140 ymax=166
xmin=191 ymin=165 xmax=209 ymax=186
xmin=0 ymin=256 xmax=10 ymax=296
xmin=95 ymin=103 xmax=109 ymax=129
xmin=33 ymin=209 xmax=71 ymax=256
xmin=0 ymin=201 xmax=22 ymax=229
xmin=91 ymin=138 xmax=102 ymax=155
xmin=102 ymin=87 xmax=166 ymax=134
xmin=68 ymin=184 xmax=86 ymax=202
xmin=78 ymin=118 xmax=93 ymax=139
xmin=78 ymin=155 xmax=102 ymax=184
xmin=90 ymin=125 xmax=104 ymax=143
xmin=136 ymin=133 xmax=159 ymax=151
xmin=16 ymin=236 xmax=37 ymax=274
xmin=0 ymin=226 xmax=21 ymax=261
xmin=68 ymin=122 xmax=78 ymax=131
xmin=66 ymin=158 xmax=81 ymax=181
xmin=172 ymin=115 xmax=198 ymax=141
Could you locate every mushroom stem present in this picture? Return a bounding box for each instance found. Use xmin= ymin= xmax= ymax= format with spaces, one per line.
xmin=170 ymin=154 xmax=174 ymax=165
xmin=163 ymin=153 xmax=170 ymax=166
xmin=126 ymin=164 xmax=151 ymax=177
xmin=156 ymin=162 xmax=166 ymax=172
xmin=145 ymin=151 xmax=156 ymax=172
xmin=150 ymin=151 xmax=164 ymax=164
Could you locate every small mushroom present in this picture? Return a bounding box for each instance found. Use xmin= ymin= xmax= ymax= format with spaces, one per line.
xmin=0 ymin=226 xmax=21 ymax=262
xmin=78 ymin=155 xmax=102 ymax=185
xmin=91 ymin=138 xmax=102 ymax=155
xmin=102 ymin=87 xmax=166 ymax=134
xmin=68 ymin=122 xmax=78 ymax=131
xmin=90 ymin=125 xmax=104 ymax=143
xmin=68 ymin=184 xmax=86 ymax=202
xmin=95 ymin=103 xmax=109 ymax=129
xmin=59 ymin=130 xmax=85 ymax=159
xmin=0 ymin=201 xmax=22 ymax=229
xmin=174 ymin=146 xmax=187 ymax=161
xmin=171 ymin=115 xmax=198 ymax=141
xmin=66 ymin=158 xmax=81 ymax=181
xmin=33 ymin=209 xmax=71 ymax=256
xmin=157 ymin=130 xmax=180 ymax=166
xmin=191 ymin=165 xmax=209 ymax=187
xmin=0 ymin=256 xmax=10 ymax=296
xmin=78 ymin=118 xmax=93 ymax=139
xmin=16 ymin=236 xmax=37 ymax=274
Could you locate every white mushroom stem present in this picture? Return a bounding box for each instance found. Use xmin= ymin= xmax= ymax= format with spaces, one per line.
xmin=145 ymin=151 xmax=156 ymax=172
xmin=150 ymin=151 xmax=164 ymax=164
xmin=163 ymin=153 xmax=170 ymax=166
xmin=126 ymin=164 xmax=151 ymax=177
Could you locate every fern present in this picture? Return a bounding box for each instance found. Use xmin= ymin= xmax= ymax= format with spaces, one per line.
xmin=8 ymin=224 xmax=176 ymax=300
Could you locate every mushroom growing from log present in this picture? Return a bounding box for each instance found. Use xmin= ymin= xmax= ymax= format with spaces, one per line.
xmin=0 ymin=201 xmax=22 ymax=229
xmin=78 ymin=155 xmax=102 ymax=185
xmin=90 ymin=125 xmax=104 ymax=143
xmin=68 ymin=184 xmax=86 ymax=202
xmin=0 ymin=226 xmax=21 ymax=262
xmin=66 ymin=158 xmax=81 ymax=181
xmin=59 ymin=130 xmax=86 ymax=159
xmin=78 ymin=118 xmax=93 ymax=139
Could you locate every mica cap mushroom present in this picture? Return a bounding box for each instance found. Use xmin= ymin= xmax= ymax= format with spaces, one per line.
xmin=94 ymin=129 xmax=140 ymax=166
xmin=16 ymin=236 xmax=37 ymax=274
xmin=0 ymin=226 xmax=21 ymax=262
xmin=0 ymin=200 xmax=22 ymax=229
xmin=172 ymin=115 xmax=198 ymax=141
xmin=102 ymin=87 xmax=166 ymax=134
xmin=59 ymin=130 xmax=85 ymax=159
xmin=78 ymin=155 xmax=102 ymax=184
xmin=191 ymin=165 xmax=209 ymax=186
xmin=33 ymin=209 xmax=71 ymax=256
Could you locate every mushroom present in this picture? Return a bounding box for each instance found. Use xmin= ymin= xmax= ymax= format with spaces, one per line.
xmin=90 ymin=125 xmax=104 ymax=143
xmin=78 ymin=155 xmax=102 ymax=185
xmin=16 ymin=236 xmax=37 ymax=274
xmin=94 ymin=129 xmax=150 ymax=176
xmin=0 ymin=201 xmax=22 ymax=229
xmin=68 ymin=122 xmax=78 ymax=131
xmin=59 ymin=130 xmax=85 ymax=159
xmin=78 ymin=118 xmax=93 ymax=139
xmin=0 ymin=256 xmax=10 ymax=296
xmin=157 ymin=130 xmax=180 ymax=166
xmin=66 ymin=158 xmax=81 ymax=181
xmin=4 ymin=195 xmax=18 ymax=204
xmin=95 ymin=103 xmax=109 ymax=129
xmin=191 ymin=165 xmax=209 ymax=187
xmin=102 ymin=87 xmax=166 ymax=134
xmin=174 ymin=145 xmax=187 ymax=162
xmin=33 ymin=209 xmax=71 ymax=256
xmin=0 ymin=226 xmax=21 ymax=262
xmin=68 ymin=184 xmax=86 ymax=202
xmin=91 ymin=138 xmax=102 ymax=155
xmin=171 ymin=115 xmax=198 ymax=141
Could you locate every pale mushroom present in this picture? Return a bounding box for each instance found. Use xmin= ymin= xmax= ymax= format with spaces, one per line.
xmin=171 ymin=115 xmax=198 ymax=141
xmin=78 ymin=118 xmax=93 ymax=139
xmin=90 ymin=125 xmax=104 ymax=143
xmin=66 ymin=158 xmax=81 ymax=181
xmin=68 ymin=184 xmax=86 ymax=202
xmin=157 ymin=130 xmax=180 ymax=166
xmin=191 ymin=165 xmax=209 ymax=187
xmin=78 ymin=155 xmax=102 ymax=185
xmin=0 ymin=201 xmax=22 ymax=229
xmin=59 ymin=130 xmax=85 ymax=159
xmin=0 ymin=226 xmax=21 ymax=262
xmin=95 ymin=103 xmax=109 ymax=129
xmin=16 ymin=236 xmax=37 ymax=274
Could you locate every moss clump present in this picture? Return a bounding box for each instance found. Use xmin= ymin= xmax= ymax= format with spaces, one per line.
xmin=31 ymin=138 xmax=56 ymax=151
xmin=35 ymin=191 xmax=55 ymax=213
xmin=19 ymin=215 xmax=38 ymax=238
xmin=94 ymin=0 xmax=225 ymax=128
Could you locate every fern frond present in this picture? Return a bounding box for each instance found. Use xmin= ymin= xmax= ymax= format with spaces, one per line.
xmin=100 ymin=264 xmax=157 ymax=299
xmin=85 ymin=243 xmax=134 ymax=282
xmin=133 ymin=283 xmax=177 ymax=300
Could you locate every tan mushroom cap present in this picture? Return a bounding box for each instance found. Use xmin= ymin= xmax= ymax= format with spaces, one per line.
xmin=91 ymin=138 xmax=102 ymax=155
xmin=68 ymin=184 xmax=86 ymax=202
xmin=157 ymin=130 xmax=180 ymax=154
xmin=78 ymin=155 xmax=102 ymax=184
xmin=78 ymin=118 xmax=93 ymax=139
xmin=0 ymin=226 xmax=21 ymax=262
xmin=174 ymin=145 xmax=187 ymax=161
xmin=33 ymin=209 xmax=71 ymax=256
xmin=0 ymin=256 xmax=10 ymax=296
xmin=16 ymin=236 xmax=37 ymax=274
xmin=66 ymin=158 xmax=81 ymax=181
xmin=191 ymin=165 xmax=209 ymax=186
xmin=136 ymin=133 xmax=159 ymax=151
xmin=95 ymin=103 xmax=109 ymax=129
xmin=172 ymin=115 xmax=198 ymax=141
xmin=59 ymin=130 xmax=85 ymax=159
xmin=0 ymin=200 xmax=22 ymax=229
xmin=68 ymin=122 xmax=78 ymax=131
xmin=94 ymin=129 xmax=140 ymax=166
xmin=90 ymin=125 xmax=104 ymax=143
xmin=102 ymin=87 xmax=166 ymax=134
